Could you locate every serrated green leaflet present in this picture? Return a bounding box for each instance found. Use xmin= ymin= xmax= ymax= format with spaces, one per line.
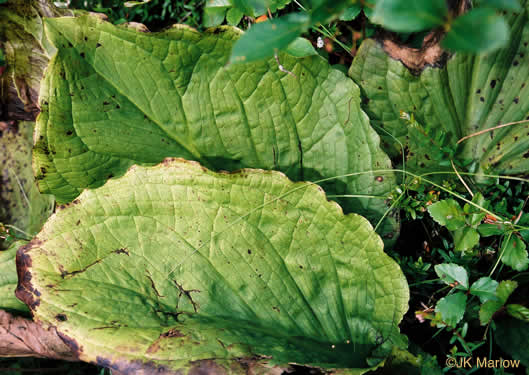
xmin=469 ymin=277 xmax=498 ymax=303
xmin=434 ymin=263 xmax=468 ymax=289
xmin=479 ymin=280 xmax=517 ymax=325
xmin=349 ymin=0 xmax=529 ymax=175
xmin=435 ymin=292 xmax=466 ymax=327
xmin=34 ymin=14 xmax=396 ymax=240
xmin=501 ymin=234 xmax=528 ymax=271
xmin=0 ymin=240 xmax=28 ymax=312
xmin=427 ymin=200 xmax=466 ymax=231
xmin=17 ymin=159 xmax=409 ymax=374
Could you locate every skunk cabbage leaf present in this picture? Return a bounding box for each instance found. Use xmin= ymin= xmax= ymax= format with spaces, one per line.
xmin=17 ymin=159 xmax=408 ymax=374
xmin=34 ymin=15 xmax=396 ymax=240
xmin=349 ymin=3 xmax=529 ymax=175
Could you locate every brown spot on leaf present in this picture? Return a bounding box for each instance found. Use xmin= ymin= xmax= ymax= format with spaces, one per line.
xmin=55 ymin=314 xmax=67 ymax=322
xmin=174 ymin=280 xmax=200 ymax=313
xmin=114 ymin=247 xmax=129 ymax=256
xmin=60 ymin=258 xmax=102 ymax=279
xmin=161 ymin=328 xmax=186 ymax=338
xmin=146 ymin=271 xmax=164 ymax=298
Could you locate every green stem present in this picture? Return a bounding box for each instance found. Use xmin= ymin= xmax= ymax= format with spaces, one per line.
xmin=489 ymin=232 xmax=512 ymax=277
xmin=374 ymin=189 xmax=405 ymax=233
xmin=4 ymin=224 xmax=32 ymax=239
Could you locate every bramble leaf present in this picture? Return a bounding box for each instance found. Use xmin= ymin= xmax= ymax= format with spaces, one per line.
xmin=478 ymin=223 xmax=505 ymax=237
xmin=435 ymin=292 xmax=467 ymax=327
xmin=427 ymin=200 xmax=466 ymax=231
xmin=285 ymin=37 xmax=318 ymax=57
xmin=479 ymin=280 xmax=517 ymax=325
xmin=496 ymin=280 xmax=518 ymax=303
xmin=501 ymin=235 xmax=529 ymax=271
xmin=434 ymin=263 xmax=469 ymax=289
xmin=479 ymin=300 xmax=503 ymax=325
xmin=16 ymin=159 xmax=409 ymax=374
xmin=469 ymin=277 xmax=499 ymax=303
xmin=452 ymin=227 xmax=480 ymax=252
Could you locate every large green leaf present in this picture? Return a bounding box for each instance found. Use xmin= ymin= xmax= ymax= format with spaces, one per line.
xmin=0 ymin=240 xmax=28 ymax=312
xmin=16 ymin=159 xmax=409 ymax=374
xmin=34 ymin=14 xmax=396 ymax=239
xmin=349 ymin=1 xmax=529 ymax=175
